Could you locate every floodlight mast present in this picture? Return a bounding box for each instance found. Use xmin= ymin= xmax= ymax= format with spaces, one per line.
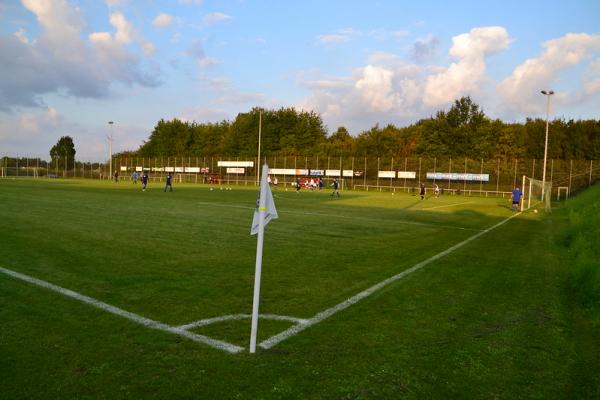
xmin=540 ymin=90 xmax=554 ymax=201
xmin=256 ymin=109 xmax=262 ymax=186
xmin=108 ymin=121 xmax=114 ymax=181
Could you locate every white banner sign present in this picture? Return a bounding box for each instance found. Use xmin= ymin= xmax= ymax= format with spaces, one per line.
xmin=120 ymin=166 xmax=127 ymax=171
xmin=309 ymin=169 xmax=323 ymax=176
xmin=218 ymin=161 xmax=254 ymax=167
xmin=164 ymin=167 xmax=174 ymax=172
xmin=426 ymin=172 xmax=490 ymax=182
xmin=326 ymin=169 xmax=341 ymax=177
xmin=378 ymin=171 xmax=396 ymax=178
xmin=397 ymin=171 xmax=416 ymax=179
xmin=185 ymin=167 xmax=200 ymax=173
xmin=227 ymin=167 xmax=245 ymax=174
xmin=343 ymin=170 xmax=354 ymax=177
xmin=269 ymin=168 xmax=295 ymax=175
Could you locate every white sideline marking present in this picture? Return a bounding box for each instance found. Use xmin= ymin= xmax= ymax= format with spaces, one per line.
xmin=421 ymin=201 xmax=474 ymax=210
xmin=176 ymin=313 xmax=307 ymax=330
xmin=196 ymin=201 xmax=482 ymax=232
xmin=259 ymin=212 xmax=521 ymax=350
xmin=0 ymin=267 xmax=244 ymax=354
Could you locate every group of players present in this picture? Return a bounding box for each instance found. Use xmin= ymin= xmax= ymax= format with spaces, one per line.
xmin=127 ymin=170 xmax=172 ymax=192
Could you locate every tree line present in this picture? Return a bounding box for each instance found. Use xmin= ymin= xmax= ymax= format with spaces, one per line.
xmin=114 ymin=97 xmax=599 ymax=161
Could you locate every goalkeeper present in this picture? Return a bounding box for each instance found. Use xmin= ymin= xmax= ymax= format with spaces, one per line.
xmin=511 ymin=187 xmax=522 ymax=211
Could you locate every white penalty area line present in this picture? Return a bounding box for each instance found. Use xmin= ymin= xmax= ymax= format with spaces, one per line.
xmin=259 ymin=212 xmax=522 ymax=350
xmin=0 ymin=267 xmax=244 ymax=354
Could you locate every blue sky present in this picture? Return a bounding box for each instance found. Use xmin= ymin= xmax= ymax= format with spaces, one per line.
xmin=1 ymin=0 xmax=599 ymax=161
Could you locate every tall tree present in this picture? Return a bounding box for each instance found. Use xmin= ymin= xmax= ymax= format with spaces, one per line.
xmin=49 ymin=136 xmax=76 ymax=171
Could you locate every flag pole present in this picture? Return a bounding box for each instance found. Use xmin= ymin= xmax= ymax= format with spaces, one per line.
xmin=249 ymin=164 xmax=268 ymax=353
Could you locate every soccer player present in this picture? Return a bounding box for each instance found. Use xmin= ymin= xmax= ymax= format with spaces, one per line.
xmin=296 ymin=178 xmax=301 ymax=193
xmin=142 ymin=171 xmax=148 ymax=191
xmin=434 ymin=183 xmax=440 ymax=198
xmin=331 ymin=178 xmax=340 ymax=197
xmin=164 ymin=172 xmax=174 ymax=192
xmin=419 ymin=183 xmax=426 ymax=200
xmin=511 ymin=187 xmax=522 ymax=211
xmin=131 ymin=171 xmax=138 ymax=184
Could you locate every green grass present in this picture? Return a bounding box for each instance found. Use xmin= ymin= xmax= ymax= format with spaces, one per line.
xmin=0 ymin=178 xmax=598 ymax=399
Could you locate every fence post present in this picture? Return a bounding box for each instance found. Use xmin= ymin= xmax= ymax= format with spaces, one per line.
xmin=480 ymin=159 xmax=484 ymax=193
xmin=418 ymin=158 xmax=421 ymax=186
xmin=590 ymin=160 xmax=593 ymax=186
xmin=363 ymin=157 xmax=367 ymax=188
xmin=448 ymin=157 xmax=452 ymax=189
xmin=567 ymin=159 xmax=572 ymax=192
xmin=376 ymin=157 xmax=380 ymax=190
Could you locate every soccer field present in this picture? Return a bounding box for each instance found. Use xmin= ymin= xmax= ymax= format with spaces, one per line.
xmin=0 ymin=178 xmax=592 ymax=398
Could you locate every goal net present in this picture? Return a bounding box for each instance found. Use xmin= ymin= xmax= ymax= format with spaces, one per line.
xmin=521 ymin=176 xmax=552 ymax=212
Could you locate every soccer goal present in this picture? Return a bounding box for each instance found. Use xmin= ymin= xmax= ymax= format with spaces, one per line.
xmin=521 ymin=175 xmax=552 ymax=212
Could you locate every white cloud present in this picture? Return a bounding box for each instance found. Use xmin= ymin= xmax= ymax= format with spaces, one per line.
xmin=423 ymin=26 xmax=509 ymax=107
xmin=317 ymin=34 xmax=351 ymax=44
xmin=14 ymin=28 xmax=30 ymax=44
xmin=202 ymin=12 xmax=232 ymax=25
xmin=498 ymin=33 xmax=600 ymax=113
xmin=355 ymin=65 xmax=396 ymax=112
xmin=108 ymin=12 xmax=155 ymax=55
xmin=0 ymin=0 xmax=160 ymax=110
xmin=584 ymin=59 xmax=600 ymax=96
xmin=152 ymin=13 xmax=174 ymax=29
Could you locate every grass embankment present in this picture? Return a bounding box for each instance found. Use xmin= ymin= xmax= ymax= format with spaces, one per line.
xmin=561 ymin=184 xmax=600 ymax=325
xmin=556 ymin=183 xmax=600 ymax=397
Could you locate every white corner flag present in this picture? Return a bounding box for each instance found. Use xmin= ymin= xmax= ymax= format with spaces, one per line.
xmin=250 ymin=167 xmax=278 ymax=235
xmin=249 ymin=164 xmax=278 ymax=353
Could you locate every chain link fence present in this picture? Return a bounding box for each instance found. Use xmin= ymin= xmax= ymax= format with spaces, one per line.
xmin=2 ymin=155 xmax=598 ymax=199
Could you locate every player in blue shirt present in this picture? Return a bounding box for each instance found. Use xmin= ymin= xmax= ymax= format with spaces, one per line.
xmin=511 ymin=187 xmax=522 ymax=211
xmin=141 ymin=171 xmax=148 ymax=191
xmin=164 ymin=172 xmax=173 ymax=192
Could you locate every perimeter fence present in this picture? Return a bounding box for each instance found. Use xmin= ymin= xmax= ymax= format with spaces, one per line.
xmin=1 ymin=155 xmax=598 ymax=199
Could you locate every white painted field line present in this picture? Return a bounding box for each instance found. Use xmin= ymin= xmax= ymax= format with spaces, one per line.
xmin=0 ymin=267 xmax=243 ymax=354
xmin=421 ymin=201 xmax=475 ymax=210
xmin=196 ymin=200 xmax=482 ymax=232
xmin=259 ymin=212 xmax=522 ymax=350
xmin=176 ymin=313 xmax=307 ymax=330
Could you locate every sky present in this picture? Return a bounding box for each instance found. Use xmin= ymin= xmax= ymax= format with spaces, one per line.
xmin=1 ymin=0 xmax=599 ymax=161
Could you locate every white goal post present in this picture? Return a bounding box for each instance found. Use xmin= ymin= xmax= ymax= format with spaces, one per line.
xmin=557 ymin=186 xmax=569 ymax=200
xmin=521 ymin=175 xmax=552 ymax=212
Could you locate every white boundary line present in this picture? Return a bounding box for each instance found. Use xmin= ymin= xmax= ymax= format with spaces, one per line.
xmin=421 ymin=201 xmax=475 ymax=210
xmin=176 ymin=313 xmax=307 ymax=330
xmin=259 ymin=212 xmax=521 ymax=349
xmin=0 ymin=266 xmax=244 ymax=354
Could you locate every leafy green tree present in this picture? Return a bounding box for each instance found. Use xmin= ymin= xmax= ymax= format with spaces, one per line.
xmin=49 ymin=136 xmax=76 ymax=170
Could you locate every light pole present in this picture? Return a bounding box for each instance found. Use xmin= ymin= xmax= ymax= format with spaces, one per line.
xmin=256 ymin=109 xmax=262 ymax=186
xmin=540 ymin=90 xmax=554 ymax=201
xmin=108 ymin=121 xmax=114 ymax=181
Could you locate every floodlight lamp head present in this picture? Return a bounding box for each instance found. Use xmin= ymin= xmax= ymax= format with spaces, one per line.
xmin=541 ymin=90 xmax=554 ymax=95
xmin=108 ymin=121 xmax=113 ymax=125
